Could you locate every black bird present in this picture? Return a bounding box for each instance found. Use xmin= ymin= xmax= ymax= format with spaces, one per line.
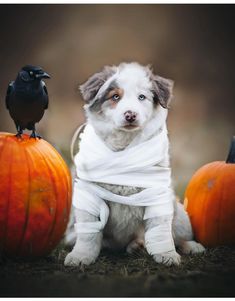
xmin=5 ymin=65 xmax=50 ymax=138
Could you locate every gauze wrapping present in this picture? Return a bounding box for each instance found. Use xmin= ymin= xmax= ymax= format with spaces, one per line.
xmin=72 ymin=120 xmax=175 ymax=255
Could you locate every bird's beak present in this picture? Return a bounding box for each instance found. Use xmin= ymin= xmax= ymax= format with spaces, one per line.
xmin=35 ymin=72 xmax=51 ymax=79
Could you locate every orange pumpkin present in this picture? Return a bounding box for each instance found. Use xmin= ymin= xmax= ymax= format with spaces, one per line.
xmin=184 ymin=137 xmax=235 ymax=247
xmin=0 ymin=133 xmax=72 ymax=257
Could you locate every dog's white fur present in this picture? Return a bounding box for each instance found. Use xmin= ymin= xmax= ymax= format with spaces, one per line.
xmin=64 ymin=62 xmax=205 ymax=267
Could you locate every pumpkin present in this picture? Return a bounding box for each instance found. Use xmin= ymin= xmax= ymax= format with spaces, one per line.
xmin=0 ymin=133 xmax=72 ymax=257
xmin=184 ymin=137 xmax=235 ymax=247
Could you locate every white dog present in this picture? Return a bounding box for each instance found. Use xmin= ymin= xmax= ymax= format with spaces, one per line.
xmin=64 ymin=62 xmax=205 ymax=267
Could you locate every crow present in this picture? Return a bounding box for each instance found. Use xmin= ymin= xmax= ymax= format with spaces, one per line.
xmin=5 ymin=65 xmax=50 ymax=138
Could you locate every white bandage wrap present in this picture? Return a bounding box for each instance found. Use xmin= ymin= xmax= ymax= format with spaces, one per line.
xmin=72 ymin=118 xmax=175 ymax=255
xmin=145 ymin=217 xmax=174 ymax=255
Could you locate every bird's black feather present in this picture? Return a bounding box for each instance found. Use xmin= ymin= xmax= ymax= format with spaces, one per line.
xmin=5 ymin=81 xmax=14 ymax=110
xmin=42 ymin=81 xmax=49 ymax=110
xmin=5 ymin=65 xmax=50 ymax=138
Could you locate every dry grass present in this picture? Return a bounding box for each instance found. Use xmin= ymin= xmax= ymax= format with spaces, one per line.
xmin=0 ymin=244 xmax=235 ymax=297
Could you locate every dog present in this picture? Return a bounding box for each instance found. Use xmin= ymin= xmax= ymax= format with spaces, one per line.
xmin=64 ymin=62 xmax=205 ymax=267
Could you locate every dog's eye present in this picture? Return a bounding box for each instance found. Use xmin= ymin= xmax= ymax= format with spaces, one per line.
xmin=112 ymin=94 xmax=120 ymax=101
xmin=138 ymin=94 xmax=146 ymax=101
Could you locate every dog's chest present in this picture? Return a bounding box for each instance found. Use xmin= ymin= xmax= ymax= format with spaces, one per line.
xmin=99 ymin=183 xmax=144 ymax=247
xmin=98 ymin=183 xmax=144 ymax=219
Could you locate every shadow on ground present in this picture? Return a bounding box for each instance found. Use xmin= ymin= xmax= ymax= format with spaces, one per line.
xmin=0 ymin=245 xmax=235 ymax=297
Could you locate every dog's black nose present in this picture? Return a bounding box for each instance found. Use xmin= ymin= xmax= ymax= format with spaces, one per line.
xmin=124 ymin=110 xmax=137 ymax=123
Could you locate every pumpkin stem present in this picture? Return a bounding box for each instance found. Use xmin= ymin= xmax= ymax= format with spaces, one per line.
xmin=226 ymin=136 xmax=235 ymax=163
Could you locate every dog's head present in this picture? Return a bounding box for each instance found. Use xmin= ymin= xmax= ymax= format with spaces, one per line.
xmin=80 ymin=62 xmax=173 ymax=133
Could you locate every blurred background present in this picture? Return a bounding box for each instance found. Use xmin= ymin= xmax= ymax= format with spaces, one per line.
xmin=0 ymin=4 xmax=235 ymax=198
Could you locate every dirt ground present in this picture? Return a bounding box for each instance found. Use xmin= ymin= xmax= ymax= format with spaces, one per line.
xmin=0 ymin=244 xmax=235 ymax=297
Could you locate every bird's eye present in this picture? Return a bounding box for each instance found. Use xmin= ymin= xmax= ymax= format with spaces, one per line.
xmin=112 ymin=94 xmax=120 ymax=101
xmin=20 ymin=71 xmax=30 ymax=82
xmin=138 ymin=94 xmax=146 ymax=101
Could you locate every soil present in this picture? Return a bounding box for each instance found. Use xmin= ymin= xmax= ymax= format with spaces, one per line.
xmin=0 ymin=244 xmax=235 ymax=297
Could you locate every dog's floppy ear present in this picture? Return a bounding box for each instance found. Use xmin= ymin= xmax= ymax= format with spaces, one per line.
xmin=151 ymin=74 xmax=174 ymax=109
xmin=79 ymin=66 xmax=116 ymax=103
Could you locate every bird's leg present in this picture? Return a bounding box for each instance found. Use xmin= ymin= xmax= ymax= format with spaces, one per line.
xmin=15 ymin=125 xmax=23 ymax=139
xmin=30 ymin=125 xmax=41 ymax=139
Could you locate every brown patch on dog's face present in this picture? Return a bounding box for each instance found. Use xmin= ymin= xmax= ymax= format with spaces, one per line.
xmin=79 ymin=65 xmax=116 ymax=103
xmin=106 ymin=88 xmax=124 ymax=108
xmin=151 ymin=75 xmax=174 ymax=109
xmin=89 ymin=80 xmax=123 ymax=112
xmin=144 ymin=65 xmax=174 ymax=109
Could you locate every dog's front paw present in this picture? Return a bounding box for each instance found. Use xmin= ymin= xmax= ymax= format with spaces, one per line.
xmin=126 ymin=239 xmax=145 ymax=254
xmin=179 ymin=240 xmax=205 ymax=255
xmin=153 ymin=250 xmax=181 ymax=266
xmin=64 ymin=250 xmax=97 ymax=267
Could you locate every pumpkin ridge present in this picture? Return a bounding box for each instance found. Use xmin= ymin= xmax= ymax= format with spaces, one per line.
xmin=220 ymin=163 xmax=235 ymax=245
xmin=42 ymin=146 xmax=70 ymax=238
xmin=217 ymin=166 xmax=226 ymax=245
xmin=194 ymin=172 xmax=205 ymax=241
xmin=39 ymin=143 xmax=71 ymax=249
xmin=30 ymin=142 xmax=59 ymax=253
xmin=0 ymin=136 xmax=7 ymax=161
xmin=43 ymin=157 xmax=60 ymax=246
xmin=0 ymin=137 xmax=8 ymax=252
xmin=16 ymin=142 xmax=30 ymax=251
xmin=187 ymin=165 xmax=208 ymax=242
xmin=197 ymin=166 xmax=210 ymax=243
xmin=43 ymin=141 xmax=71 ymax=214
xmin=43 ymin=141 xmax=72 ymax=225
xmin=3 ymin=138 xmax=15 ymax=252
xmin=203 ymin=163 xmax=223 ymax=246
xmin=17 ymin=144 xmax=32 ymax=256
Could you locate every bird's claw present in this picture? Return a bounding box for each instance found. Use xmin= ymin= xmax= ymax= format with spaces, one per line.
xmin=15 ymin=131 xmax=23 ymax=139
xmin=30 ymin=131 xmax=41 ymax=139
